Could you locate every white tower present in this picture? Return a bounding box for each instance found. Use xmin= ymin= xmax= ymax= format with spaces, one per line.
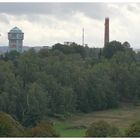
xmin=8 ymin=27 xmax=24 ymax=53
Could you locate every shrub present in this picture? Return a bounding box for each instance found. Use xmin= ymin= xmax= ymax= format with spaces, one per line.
xmin=29 ymin=120 xmax=60 ymax=137
xmin=125 ymin=120 xmax=140 ymax=137
xmin=86 ymin=120 xmax=120 ymax=137
xmin=0 ymin=112 xmax=25 ymax=137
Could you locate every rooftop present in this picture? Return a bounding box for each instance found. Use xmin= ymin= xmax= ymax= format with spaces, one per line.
xmin=9 ymin=27 xmax=23 ymax=33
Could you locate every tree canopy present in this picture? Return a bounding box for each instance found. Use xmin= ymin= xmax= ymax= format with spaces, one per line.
xmin=0 ymin=41 xmax=140 ymax=128
xmin=86 ymin=120 xmax=120 ymax=137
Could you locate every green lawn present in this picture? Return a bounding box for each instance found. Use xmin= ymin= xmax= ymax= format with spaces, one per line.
xmin=53 ymin=105 xmax=140 ymax=137
xmin=54 ymin=121 xmax=86 ymax=137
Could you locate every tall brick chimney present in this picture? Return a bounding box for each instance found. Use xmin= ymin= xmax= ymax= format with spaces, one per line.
xmin=104 ymin=17 xmax=109 ymax=47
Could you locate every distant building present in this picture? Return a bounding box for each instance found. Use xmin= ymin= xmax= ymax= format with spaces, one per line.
xmin=8 ymin=27 xmax=24 ymax=53
xmin=64 ymin=42 xmax=74 ymax=46
xmin=43 ymin=46 xmax=51 ymax=49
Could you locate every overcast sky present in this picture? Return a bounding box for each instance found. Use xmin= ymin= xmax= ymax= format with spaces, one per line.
xmin=0 ymin=3 xmax=140 ymax=48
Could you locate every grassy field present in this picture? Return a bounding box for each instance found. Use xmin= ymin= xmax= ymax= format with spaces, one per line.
xmin=54 ymin=121 xmax=86 ymax=137
xmin=54 ymin=105 xmax=140 ymax=137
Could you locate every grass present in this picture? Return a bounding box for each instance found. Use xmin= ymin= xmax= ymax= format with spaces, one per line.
xmin=54 ymin=121 xmax=86 ymax=137
xmin=53 ymin=105 xmax=140 ymax=137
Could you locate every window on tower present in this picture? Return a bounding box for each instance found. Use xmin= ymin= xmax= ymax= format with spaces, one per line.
xmin=9 ymin=33 xmax=17 ymax=39
xmin=10 ymin=40 xmax=16 ymax=43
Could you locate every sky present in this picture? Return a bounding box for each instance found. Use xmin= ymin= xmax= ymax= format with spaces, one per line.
xmin=0 ymin=3 xmax=140 ymax=48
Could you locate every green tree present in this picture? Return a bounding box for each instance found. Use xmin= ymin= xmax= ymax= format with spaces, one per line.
xmin=86 ymin=121 xmax=120 ymax=137
xmin=17 ymin=50 xmax=39 ymax=88
xmin=23 ymin=82 xmax=48 ymax=127
xmin=86 ymin=62 xmax=119 ymax=111
xmin=103 ymin=40 xmax=124 ymax=59
xmin=0 ymin=112 xmax=25 ymax=137
xmin=28 ymin=121 xmax=59 ymax=137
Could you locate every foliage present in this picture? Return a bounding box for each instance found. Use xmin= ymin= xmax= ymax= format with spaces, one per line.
xmin=0 ymin=112 xmax=59 ymax=137
xmin=52 ymin=43 xmax=87 ymax=58
xmin=86 ymin=120 xmax=120 ymax=137
xmin=103 ymin=40 xmax=125 ymax=59
xmin=125 ymin=120 xmax=140 ymax=137
xmin=0 ymin=112 xmax=25 ymax=137
xmin=0 ymin=41 xmax=139 ymax=128
xmin=28 ymin=121 xmax=60 ymax=137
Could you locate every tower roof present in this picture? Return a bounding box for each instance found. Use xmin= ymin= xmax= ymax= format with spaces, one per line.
xmin=9 ymin=27 xmax=23 ymax=33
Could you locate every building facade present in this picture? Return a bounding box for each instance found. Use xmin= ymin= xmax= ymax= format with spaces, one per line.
xmin=64 ymin=41 xmax=75 ymax=46
xmin=8 ymin=27 xmax=24 ymax=53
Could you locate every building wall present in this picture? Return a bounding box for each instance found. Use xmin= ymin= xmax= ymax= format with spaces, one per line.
xmin=8 ymin=32 xmax=24 ymax=53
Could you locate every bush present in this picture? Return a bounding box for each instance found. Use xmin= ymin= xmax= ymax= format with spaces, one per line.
xmin=86 ymin=120 xmax=120 ymax=137
xmin=125 ymin=120 xmax=140 ymax=137
xmin=0 ymin=112 xmax=25 ymax=137
xmin=28 ymin=120 xmax=60 ymax=137
xmin=0 ymin=112 xmax=59 ymax=137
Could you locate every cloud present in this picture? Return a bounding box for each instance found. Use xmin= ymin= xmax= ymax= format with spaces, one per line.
xmin=0 ymin=13 xmax=10 ymax=24
xmin=0 ymin=3 xmax=140 ymax=48
xmin=0 ymin=3 xmax=123 ymax=20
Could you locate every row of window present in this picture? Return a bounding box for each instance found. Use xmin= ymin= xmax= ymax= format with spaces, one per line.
xmin=8 ymin=33 xmax=24 ymax=39
xmin=10 ymin=40 xmax=23 ymax=43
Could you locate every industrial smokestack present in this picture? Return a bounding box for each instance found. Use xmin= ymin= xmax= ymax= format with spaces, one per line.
xmin=104 ymin=17 xmax=109 ymax=47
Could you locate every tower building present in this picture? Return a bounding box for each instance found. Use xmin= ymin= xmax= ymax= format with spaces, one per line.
xmin=8 ymin=27 xmax=24 ymax=53
xmin=104 ymin=17 xmax=109 ymax=47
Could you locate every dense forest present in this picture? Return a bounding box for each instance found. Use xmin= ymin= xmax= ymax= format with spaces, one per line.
xmin=0 ymin=40 xmax=140 ymax=129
